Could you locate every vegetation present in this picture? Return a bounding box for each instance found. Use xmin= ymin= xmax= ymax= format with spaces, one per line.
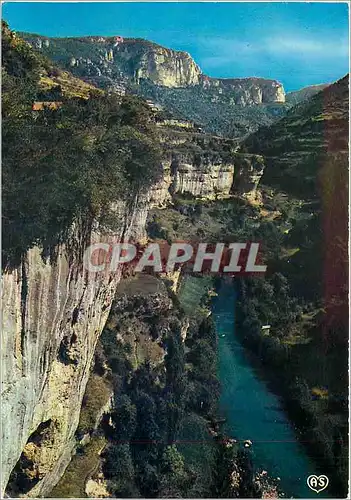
xmin=18 ymin=29 xmax=302 ymax=139
xmin=285 ymin=84 xmax=329 ymax=106
xmin=2 ymin=23 xmax=162 ymax=267
xmin=77 ymin=375 xmax=112 ymax=435
xmin=3 ymin=22 xmax=348 ymax=500
xmin=235 ymin=272 xmax=348 ymax=497
xmin=234 ymin=79 xmax=349 ymax=497
xmin=157 ymin=117 xmax=348 ymax=496
xmin=241 ymin=75 xmax=348 ymax=197
xmin=94 ymin=279 xmax=221 ymax=497
xmin=49 ymin=436 xmax=106 ymax=498
xmin=135 ymin=79 xmax=290 ymax=138
xmin=58 ymin=275 xmax=255 ymax=499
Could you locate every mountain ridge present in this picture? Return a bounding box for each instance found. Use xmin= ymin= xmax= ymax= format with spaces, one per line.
xmin=18 ymin=30 xmax=335 ymax=138
xmin=19 ymin=31 xmax=284 ymax=93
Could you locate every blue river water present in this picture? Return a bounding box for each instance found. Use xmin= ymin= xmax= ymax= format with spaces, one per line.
xmin=212 ymin=280 xmax=329 ymax=499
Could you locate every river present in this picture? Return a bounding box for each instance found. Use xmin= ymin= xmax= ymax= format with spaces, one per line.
xmin=212 ymin=280 xmax=329 ymax=499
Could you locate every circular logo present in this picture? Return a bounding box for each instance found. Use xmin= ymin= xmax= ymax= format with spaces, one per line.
xmin=307 ymin=475 xmax=329 ymax=493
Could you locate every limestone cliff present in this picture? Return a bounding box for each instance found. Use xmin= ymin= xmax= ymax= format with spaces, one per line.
xmin=149 ymin=158 xmax=234 ymax=204
xmin=1 ymin=198 xmax=149 ymax=497
xmin=149 ymin=123 xmax=264 ymax=203
xmin=128 ymin=42 xmax=201 ymax=87
xmin=23 ymin=34 xmax=201 ymax=89
xmin=200 ymin=76 xmax=285 ymax=105
xmin=170 ymin=156 xmax=235 ymax=199
xmin=149 ymin=156 xmax=263 ymax=205
xmin=232 ymin=154 xmax=265 ymax=201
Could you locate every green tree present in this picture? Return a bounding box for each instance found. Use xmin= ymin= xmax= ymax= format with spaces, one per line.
xmin=110 ymin=395 xmax=137 ymax=441
xmin=159 ymin=445 xmax=188 ymax=497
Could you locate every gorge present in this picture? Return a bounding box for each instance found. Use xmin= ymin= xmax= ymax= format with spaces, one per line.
xmin=1 ymin=21 xmax=349 ymax=499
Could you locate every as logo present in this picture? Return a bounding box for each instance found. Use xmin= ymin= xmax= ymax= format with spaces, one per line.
xmin=307 ymin=475 xmax=329 ymax=493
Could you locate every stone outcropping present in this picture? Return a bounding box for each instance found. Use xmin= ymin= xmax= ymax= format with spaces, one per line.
xmin=131 ymin=44 xmax=201 ymax=87
xmin=232 ymin=154 xmax=266 ymax=201
xmin=148 ymin=145 xmax=264 ymax=204
xmin=21 ymin=32 xmax=288 ymax=137
xmin=1 ymin=198 xmax=149 ymax=497
xmin=172 ymin=160 xmax=235 ymax=198
xmin=149 ymin=159 xmax=234 ymax=204
xmin=200 ymin=76 xmax=285 ymax=104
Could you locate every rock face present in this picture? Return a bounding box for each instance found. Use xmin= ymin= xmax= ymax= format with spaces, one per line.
xmin=150 ymin=157 xmax=263 ymax=205
xmin=172 ymin=159 xmax=235 ymax=198
xmin=22 ymin=34 xmax=202 ymax=89
xmin=232 ymin=154 xmax=266 ymax=200
xmin=85 ymin=477 xmax=110 ymax=498
xmin=130 ymin=44 xmax=201 ymax=87
xmin=150 ymin=122 xmax=265 ymax=202
xmin=149 ymin=160 xmax=173 ymax=207
xmin=148 ymin=127 xmax=265 ymax=204
xmin=1 ymin=199 xmax=149 ymax=497
xmin=149 ymin=158 xmax=235 ymax=204
xmin=200 ymin=76 xmax=285 ymax=104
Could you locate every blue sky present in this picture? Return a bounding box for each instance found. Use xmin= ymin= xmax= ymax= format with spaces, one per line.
xmin=2 ymin=2 xmax=349 ymax=91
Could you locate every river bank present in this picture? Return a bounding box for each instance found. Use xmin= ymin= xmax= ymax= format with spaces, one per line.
xmin=212 ymin=279 xmax=331 ymax=499
xmin=234 ymin=273 xmax=348 ymax=498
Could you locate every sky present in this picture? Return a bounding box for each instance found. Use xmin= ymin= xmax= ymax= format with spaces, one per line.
xmin=2 ymin=2 xmax=349 ymax=91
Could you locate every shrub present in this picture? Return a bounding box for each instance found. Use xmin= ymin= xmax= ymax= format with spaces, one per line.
xmin=77 ymin=375 xmax=112 ymax=435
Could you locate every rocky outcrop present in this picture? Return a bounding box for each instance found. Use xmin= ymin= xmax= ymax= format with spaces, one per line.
xmin=20 ymin=31 xmax=289 ymax=137
xmin=1 ymin=199 xmax=149 ymax=497
xmin=200 ymin=76 xmax=285 ymax=104
xmin=149 ymin=126 xmax=241 ymax=203
xmin=24 ymin=33 xmax=201 ymax=89
xmin=232 ymin=154 xmax=265 ymax=201
xmin=129 ymin=43 xmax=201 ymax=87
xmin=149 ymin=153 xmax=265 ymax=206
xmin=150 ymin=141 xmax=265 ymax=203
xmin=85 ymin=476 xmax=110 ymax=498
xmin=148 ymin=156 xmax=234 ymax=204
xmin=172 ymin=160 xmax=235 ymax=198
xmin=149 ymin=161 xmax=173 ymax=207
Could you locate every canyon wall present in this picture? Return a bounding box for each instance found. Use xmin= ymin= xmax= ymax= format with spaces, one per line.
xmin=148 ymin=149 xmax=265 ymax=204
xmin=150 ymin=159 xmax=235 ymax=204
xmin=200 ymin=76 xmax=285 ymax=105
xmin=1 ymin=198 xmax=149 ymax=497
